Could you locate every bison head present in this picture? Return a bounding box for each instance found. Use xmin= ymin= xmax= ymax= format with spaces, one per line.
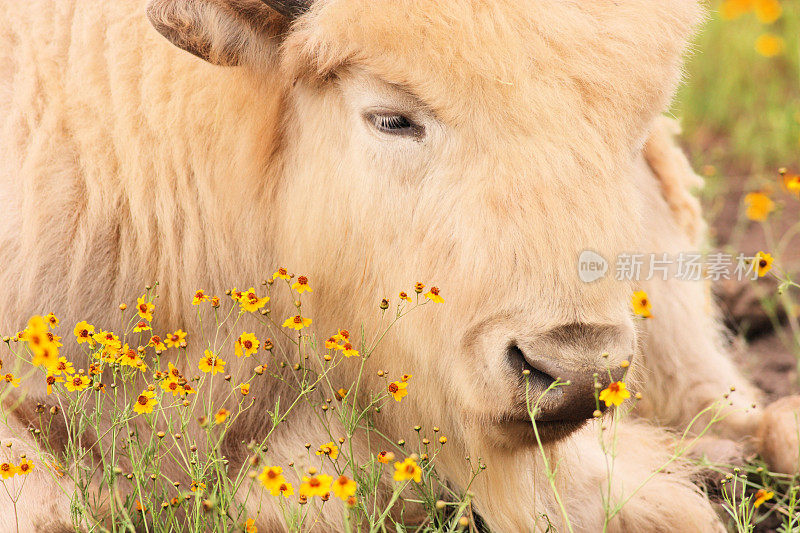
xmin=146 ymin=0 xmax=702 ymax=453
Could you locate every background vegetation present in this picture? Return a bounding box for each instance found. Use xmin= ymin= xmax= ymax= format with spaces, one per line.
xmin=677 ymin=0 xmax=798 ymax=179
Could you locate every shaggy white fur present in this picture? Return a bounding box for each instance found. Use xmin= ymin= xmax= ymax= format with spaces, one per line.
xmin=1 ymin=0 xmax=798 ymax=531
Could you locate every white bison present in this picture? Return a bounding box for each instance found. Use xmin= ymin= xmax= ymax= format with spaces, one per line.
xmin=0 ymin=0 xmax=796 ymax=531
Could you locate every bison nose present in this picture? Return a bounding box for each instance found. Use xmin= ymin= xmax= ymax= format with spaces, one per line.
xmin=508 ymin=344 xmax=626 ymax=423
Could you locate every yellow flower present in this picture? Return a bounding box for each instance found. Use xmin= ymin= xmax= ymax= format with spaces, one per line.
xmin=24 ymin=315 xmax=48 ymax=336
xmin=215 ymin=408 xmax=230 ymax=425
xmin=325 ymin=337 xmax=340 ymax=350
xmin=192 ymin=289 xmax=209 ymax=305
xmin=424 ymin=287 xmax=444 ymax=303
xmin=276 ymin=482 xmax=294 ymax=497
xmin=755 ymin=33 xmax=784 ymax=57
xmin=65 ymin=374 xmax=91 ymax=393
xmin=744 ymin=192 xmax=775 ymax=221
xmin=316 ymin=442 xmax=339 ymax=461
xmin=74 ymin=321 xmax=96 ymax=345
xmin=235 ymin=332 xmax=260 ymax=358
xmin=333 ymin=329 xmax=350 ymax=342
xmin=599 ymin=381 xmax=631 ymax=407
xmin=332 ymin=475 xmax=357 ymax=500
xmin=118 ymin=345 xmax=147 ymax=370
xmin=631 ymin=290 xmax=653 ymax=318
xmin=93 ymin=330 xmax=122 ymax=351
xmin=239 ymin=288 xmax=269 ymax=313
xmin=299 ymin=474 xmax=333 ymax=498
xmin=230 ymin=287 xmax=244 ymax=302
xmin=133 ymin=320 xmax=151 ymax=333
xmin=161 ymin=377 xmax=185 ymax=397
xmin=388 ymin=381 xmax=408 ymax=402
xmin=44 ymin=313 xmax=59 ymax=329
xmin=3 ymin=373 xmax=21 ymax=387
xmin=52 ymin=356 xmax=75 ymax=377
xmin=401 ymin=374 xmax=412 ymax=382
xmin=244 ymin=518 xmax=258 ymax=533
xmin=0 ymin=462 xmax=17 ymax=479
xmin=393 ymin=457 xmax=422 ymax=483
xmin=754 ymin=488 xmax=774 ymax=508
xmin=754 ymin=0 xmax=782 ymax=23
xmin=783 ymin=170 xmax=800 ymax=195
xmin=258 ymin=466 xmax=286 ymax=494
xmin=167 ymin=362 xmax=183 ymax=380
xmin=47 ymin=332 xmax=63 ymax=347
xmin=165 ymin=329 xmax=187 ymax=349
xmin=778 ymin=168 xmax=800 ymax=194
xmin=190 ymin=481 xmax=206 ymax=492
xmin=136 ymin=295 xmax=155 ymax=322
xmin=93 ymin=344 xmax=115 ymax=364
xmin=377 ymin=451 xmax=395 ymax=464
xmin=199 ymin=350 xmax=226 ymax=375
xmin=754 ymin=251 xmax=774 ymax=277
xmin=133 ymin=390 xmax=157 ymax=414
xmin=720 ymin=0 xmax=752 ymax=20
xmin=292 ymin=275 xmax=313 ymax=294
xmin=240 ymin=383 xmax=250 ymax=396
xmin=341 ymin=342 xmax=359 ymax=358
xmin=45 ymin=374 xmax=62 ymax=395
xmin=25 ymin=316 xmax=59 ymax=369
xmin=17 ymin=458 xmax=34 ymax=476
xmin=273 ymin=267 xmax=290 ymax=280
xmin=399 ymin=291 xmax=412 ymax=303
xmin=282 ymin=315 xmax=312 ymax=331
xmin=148 ymin=335 xmax=166 ymax=351
xmin=31 ymin=343 xmax=59 ymax=370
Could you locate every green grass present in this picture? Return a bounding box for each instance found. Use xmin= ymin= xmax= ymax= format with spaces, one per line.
xmin=675 ymin=1 xmax=799 ymax=177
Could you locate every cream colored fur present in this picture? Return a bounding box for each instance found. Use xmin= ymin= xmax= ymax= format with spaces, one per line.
xmin=0 ymin=1 xmax=795 ymax=531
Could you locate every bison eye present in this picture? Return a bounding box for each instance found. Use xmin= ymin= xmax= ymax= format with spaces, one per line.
xmin=365 ymin=111 xmax=425 ymax=140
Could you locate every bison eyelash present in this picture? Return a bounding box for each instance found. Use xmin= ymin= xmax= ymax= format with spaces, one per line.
xmin=365 ymin=111 xmax=425 ymax=140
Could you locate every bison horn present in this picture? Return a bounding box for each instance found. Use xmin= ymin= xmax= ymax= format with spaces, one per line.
xmin=260 ymin=0 xmax=313 ymax=18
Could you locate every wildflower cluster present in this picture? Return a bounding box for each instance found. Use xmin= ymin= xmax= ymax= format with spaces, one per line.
xmin=721 ymin=0 xmax=786 ymax=56
xmin=0 ymin=458 xmax=34 ymax=479
xmin=0 ymin=274 xmax=467 ymax=532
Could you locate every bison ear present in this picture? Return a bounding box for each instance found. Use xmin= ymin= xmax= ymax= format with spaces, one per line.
xmin=146 ymin=0 xmax=295 ymax=67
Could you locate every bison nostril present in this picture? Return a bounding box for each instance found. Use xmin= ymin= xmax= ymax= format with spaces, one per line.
xmin=507 ymin=343 xmax=601 ymax=423
xmin=507 ymin=344 xmax=557 ymax=388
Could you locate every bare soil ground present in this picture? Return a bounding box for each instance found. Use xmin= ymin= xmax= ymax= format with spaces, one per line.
xmin=711 ymin=182 xmax=800 ymax=402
